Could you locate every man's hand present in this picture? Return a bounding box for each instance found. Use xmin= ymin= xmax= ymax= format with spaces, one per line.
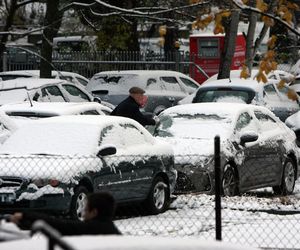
xmin=9 ymin=213 xmax=23 ymax=224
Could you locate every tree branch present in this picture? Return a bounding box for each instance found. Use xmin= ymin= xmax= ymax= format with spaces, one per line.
xmin=232 ymin=0 xmax=300 ymax=37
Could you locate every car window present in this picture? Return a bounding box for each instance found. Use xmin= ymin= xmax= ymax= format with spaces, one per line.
xmin=0 ymin=75 xmax=32 ymax=81
xmin=120 ymin=123 xmax=149 ymax=146
xmin=146 ymin=78 xmax=161 ymax=91
xmin=61 ymin=84 xmax=90 ymax=102
xmin=235 ymin=112 xmax=254 ymax=132
xmin=194 ymin=89 xmax=255 ymax=104
xmin=99 ymin=125 xmax=124 ymax=148
xmin=263 ymin=84 xmax=281 ymax=101
xmin=160 ymin=76 xmax=184 ymax=92
xmin=40 ymin=86 xmax=65 ymax=102
xmin=254 ymin=110 xmax=278 ymax=131
xmin=81 ymin=110 xmax=101 ymax=115
xmin=276 ymin=84 xmax=298 ymax=104
xmin=76 ymin=77 xmax=88 ymax=86
xmin=59 ymin=75 xmax=74 ymax=83
xmin=179 ymin=77 xmax=198 ymax=89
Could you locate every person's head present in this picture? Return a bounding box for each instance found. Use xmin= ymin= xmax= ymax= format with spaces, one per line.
xmin=84 ymin=192 xmax=116 ymax=221
xmin=129 ymin=87 xmax=147 ymax=107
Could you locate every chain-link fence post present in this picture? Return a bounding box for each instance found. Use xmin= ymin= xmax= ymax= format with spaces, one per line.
xmin=214 ymin=135 xmax=222 ymax=241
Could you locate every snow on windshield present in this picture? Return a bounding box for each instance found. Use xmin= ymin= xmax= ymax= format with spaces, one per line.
xmin=0 ymin=89 xmax=28 ymax=105
xmin=0 ymin=122 xmax=100 ymax=155
xmin=156 ymin=113 xmax=232 ymax=139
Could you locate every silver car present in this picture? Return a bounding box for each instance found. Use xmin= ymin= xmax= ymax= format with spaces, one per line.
xmin=86 ymin=70 xmax=199 ymax=115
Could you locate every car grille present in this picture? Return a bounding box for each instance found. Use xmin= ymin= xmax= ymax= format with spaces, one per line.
xmin=0 ymin=176 xmax=26 ymax=188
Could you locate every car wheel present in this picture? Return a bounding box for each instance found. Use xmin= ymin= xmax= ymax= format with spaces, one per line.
xmin=273 ymin=158 xmax=296 ymax=195
xmin=145 ymin=176 xmax=170 ymax=214
xmin=222 ymin=164 xmax=239 ymax=196
xmin=70 ymin=186 xmax=89 ymax=221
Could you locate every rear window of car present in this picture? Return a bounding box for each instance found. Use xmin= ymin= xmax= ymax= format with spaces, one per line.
xmin=193 ymin=88 xmax=256 ymax=104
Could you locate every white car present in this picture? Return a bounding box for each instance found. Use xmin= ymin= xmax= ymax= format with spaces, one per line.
xmin=202 ymin=69 xmax=295 ymax=85
xmin=0 ymin=101 xmax=112 ymax=119
xmin=0 ymin=70 xmax=89 ymax=87
xmin=0 ymin=101 xmax=112 ymax=144
xmin=0 ymin=78 xmax=101 ymax=105
xmin=179 ymin=78 xmax=300 ymax=122
xmin=86 ymin=70 xmax=200 ymax=114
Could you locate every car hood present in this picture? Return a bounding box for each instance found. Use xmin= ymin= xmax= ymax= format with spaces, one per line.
xmin=156 ymin=137 xmax=236 ymax=166
xmin=0 ymin=155 xmax=103 ymax=184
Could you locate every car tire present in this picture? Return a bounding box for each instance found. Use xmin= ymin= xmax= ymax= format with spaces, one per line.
xmin=222 ymin=164 xmax=239 ymax=196
xmin=273 ymin=158 xmax=296 ymax=195
xmin=70 ymin=186 xmax=89 ymax=221
xmin=145 ymin=176 xmax=170 ymax=215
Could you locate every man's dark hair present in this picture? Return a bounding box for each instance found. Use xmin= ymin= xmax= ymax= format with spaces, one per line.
xmin=87 ymin=192 xmax=116 ymax=219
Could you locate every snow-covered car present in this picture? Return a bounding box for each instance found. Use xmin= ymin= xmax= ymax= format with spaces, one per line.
xmin=0 ymin=70 xmax=89 ymax=87
xmin=0 ymin=78 xmax=103 ymax=106
xmin=154 ymin=103 xmax=299 ymax=196
xmin=0 ymin=101 xmax=112 ymax=119
xmin=188 ymin=78 xmax=300 ymax=122
xmin=202 ymin=69 xmax=294 ymax=85
xmin=0 ymin=115 xmax=176 ymax=219
xmin=86 ymin=70 xmax=199 ymax=114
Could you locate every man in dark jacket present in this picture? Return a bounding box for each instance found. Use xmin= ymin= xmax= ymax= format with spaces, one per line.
xmin=9 ymin=192 xmax=121 ymax=236
xmin=111 ymin=86 xmax=156 ymax=127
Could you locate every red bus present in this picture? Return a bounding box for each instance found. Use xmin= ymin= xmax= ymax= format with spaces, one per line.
xmin=190 ymin=33 xmax=246 ymax=84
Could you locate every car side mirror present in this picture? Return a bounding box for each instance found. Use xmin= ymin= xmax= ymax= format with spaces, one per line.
xmin=97 ymin=145 xmax=116 ymax=157
xmin=240 ymin=131 xmax=258 ymax=146
xmin=93 ymin=96 xmax=102 ymax=103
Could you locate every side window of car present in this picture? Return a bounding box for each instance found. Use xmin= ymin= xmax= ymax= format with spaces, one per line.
xmin=120 ymin=123 xmax=149 ymax=147
xmin=81 ymin=110 xmax=101 ymax=115
xmin=263 ymin=84 xmax=281 ymax=102
xmin=99 ymin=125 xmax=124 ymax=148
xmin=235 ymin=112 xmax=254 ymax=132
xmin=76 ymin=77 xmax=88 ymax=86
xmin=160 ymin=76 xmax=184 ymax=92
xmin=61 ymin=84 xmax=90 ymax=102
xmin=146 ymin=78 xmax=160 ymax=90
xmin=254 ymin=110 xmax=278 ymax=131
xmin=179 ymin=77 xmax=198 ymax=89
xmin=40 ymin=86 xmax=65 ymax=102
xmin=276 ymin=84 xmax=298 ymax=104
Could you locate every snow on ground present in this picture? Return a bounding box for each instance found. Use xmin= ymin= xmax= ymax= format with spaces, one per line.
xmin=1 ymin=181 xmax=300 ymax=249
xmin=116 ymin=179 xmax=300 ymax=249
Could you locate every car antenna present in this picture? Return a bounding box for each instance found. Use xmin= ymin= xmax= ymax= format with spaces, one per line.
xmin=27 ymin=92 xmax=33 ymax=107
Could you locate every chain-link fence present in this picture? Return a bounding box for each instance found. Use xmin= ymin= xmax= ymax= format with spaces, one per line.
xmin=0 ymin=153 xmax=300 ymax=249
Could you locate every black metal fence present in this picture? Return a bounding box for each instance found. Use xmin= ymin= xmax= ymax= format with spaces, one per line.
xmin=2 ymin=50 xmax=208 ymax=80
xmin=0 ymin=152 xmax=300 ymax=249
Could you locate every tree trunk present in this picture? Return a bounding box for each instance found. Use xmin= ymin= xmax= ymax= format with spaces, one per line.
xmin=218 ymin=9 xmax=240 ymax=79
xmin=245 ymin=0 xmax=257 ymax=73
xmin=0 ymin=0 xmax=18 ymax=71
xmin=40 ymin=0 xmax=62 ymax=78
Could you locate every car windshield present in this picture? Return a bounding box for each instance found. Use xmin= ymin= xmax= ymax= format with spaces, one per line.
xmin=0 ymin=122 xmax=100 ymax=155
xmin=193 ymin=88 xmax=256 ymax=104
xmin=0 ymin=88 xmax=28 ymax=105
xmin=155 ymin=113 xmax=232 ymax=139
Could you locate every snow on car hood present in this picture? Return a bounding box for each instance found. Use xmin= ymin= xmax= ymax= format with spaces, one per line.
xmin=0 ymin=155 xmax=103 ymax=184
